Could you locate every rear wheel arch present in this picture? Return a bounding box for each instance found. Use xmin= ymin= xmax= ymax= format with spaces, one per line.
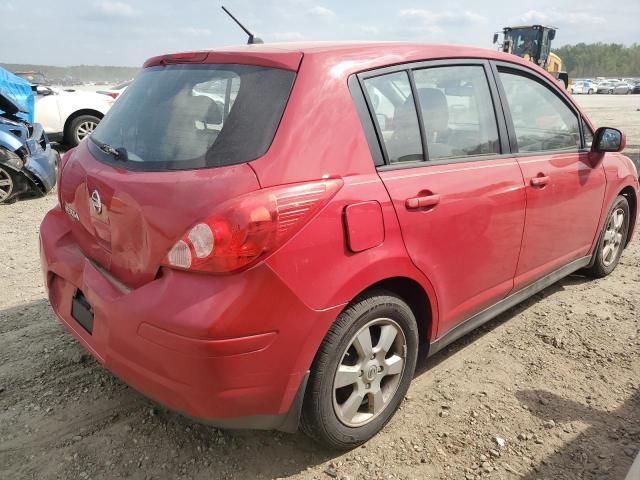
xmin=290 ymin=271 xmax=438 ymax=399
xmin=350 ymin=276 xmax=434 ymax=345
xmin=299 ymin=276 xmax=435 ymax=381
xmin=620 ymin=186 xmax=637 ymax=247
xmin=300 ymin=286 xmax=422 ymax=448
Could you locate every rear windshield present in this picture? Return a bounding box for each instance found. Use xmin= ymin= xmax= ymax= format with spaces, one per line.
xmin=90 ymin=64 xmax=295 ymax=170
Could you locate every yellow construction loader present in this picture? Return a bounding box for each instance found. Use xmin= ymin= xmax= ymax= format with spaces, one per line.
xmin=493 ymin=25 xmax=569 ymax=88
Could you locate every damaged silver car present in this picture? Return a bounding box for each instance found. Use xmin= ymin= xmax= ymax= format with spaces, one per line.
xmin=0 ymin=92 xmax=58 ymax=204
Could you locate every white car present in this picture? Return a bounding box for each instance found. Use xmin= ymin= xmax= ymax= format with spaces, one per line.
xmin=34 ymin=86 xmax=114 ymax=146
xmin=570 ymin=80 xmax=596 ymax=95
xmin=96 ymin=80 xmax=132 ymax=100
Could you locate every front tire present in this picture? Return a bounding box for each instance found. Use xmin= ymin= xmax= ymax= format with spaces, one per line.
xmin=0 ymin=166 xmax=17 ymax=204
xmin=301 ymin=291 xmax=419 ymax=450
xmin=585 ymin=195 xmax=630 ymax=278
xmin=64 ymin=114 xmax=100 ymax=147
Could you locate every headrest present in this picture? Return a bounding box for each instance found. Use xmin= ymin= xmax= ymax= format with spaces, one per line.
xmin=417 ymin=88 xmax=448 ymax=133
xmin=180 ymin=94 xmax=223 ymax=125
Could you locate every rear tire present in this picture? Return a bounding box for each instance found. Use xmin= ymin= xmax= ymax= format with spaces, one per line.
xmin=585 ymin=195 xmax=630 ymax=278
xmin=64 ymin=114 xmax=101 ymax=147
xmin=300 ymin=291 xmax=419 ymax=450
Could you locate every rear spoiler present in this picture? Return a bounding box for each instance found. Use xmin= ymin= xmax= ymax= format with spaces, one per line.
xmin=143 ymin=50 xmax=303 ymax=72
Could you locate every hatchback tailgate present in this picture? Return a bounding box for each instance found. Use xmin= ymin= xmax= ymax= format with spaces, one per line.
xmin=58 ymin=142 xmax=261 ymax=288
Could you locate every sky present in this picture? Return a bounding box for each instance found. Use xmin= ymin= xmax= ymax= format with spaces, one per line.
xmin=1 ymin=0 xmax=638 ymax=67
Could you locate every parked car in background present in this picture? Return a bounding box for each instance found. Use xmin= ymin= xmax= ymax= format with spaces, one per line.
xmin=631 ymin=80 xmax=640 ymax=94
xmin=597 ymin=81 xmax=632 ymax=94
xmin=618 ymin=82 xmax=633 ymax=94
xmin=40 ymin=42 xmax=639 ymax=449
xmin=96 ymin=80 xmax=132 ymax=100
xmin=0 ymin=92 xmax=58 ymax=203
xmin=33 ymin=85 xmax=113 ymax=146
xmin=596 ymin=81 xmax=615 ymax=94
xmin=570 ymin=80 xmax=596 ymax=94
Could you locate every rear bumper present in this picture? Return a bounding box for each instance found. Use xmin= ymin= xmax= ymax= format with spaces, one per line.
xmin=39 ymin=206 xmax=341 ymax=430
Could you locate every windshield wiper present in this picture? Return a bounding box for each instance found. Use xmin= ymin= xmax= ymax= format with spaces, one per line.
xmin=99 ymin=142 xmax=128 ymax=162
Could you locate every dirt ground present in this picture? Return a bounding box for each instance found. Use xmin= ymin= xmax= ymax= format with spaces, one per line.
xmin=1 ymin=95 xmax=639 ymax=480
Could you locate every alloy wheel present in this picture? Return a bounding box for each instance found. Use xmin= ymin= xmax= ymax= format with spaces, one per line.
xmin=76 ymin=120 xmax=97 ymax=142
xmin=333 ymin=318 xmax=406 ymax=427
xmin=0 ymin=167 xmax=14 ymax=202
xmin=602 ymin=208 xmax=626 ymax=267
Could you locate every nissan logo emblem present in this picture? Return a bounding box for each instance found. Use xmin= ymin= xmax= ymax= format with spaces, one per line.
xmin=90 ymin=190 xmax=102 ymax=214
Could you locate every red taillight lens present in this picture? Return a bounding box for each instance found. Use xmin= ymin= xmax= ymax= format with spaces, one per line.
xmin=107 ymin=92 xmax=119 ymax=99
xmin=162 ymin=179 xmax=343 ymax=273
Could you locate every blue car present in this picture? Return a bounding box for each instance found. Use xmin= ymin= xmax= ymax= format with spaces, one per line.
xmin=0 ymin=76 xmax=58 ymax=204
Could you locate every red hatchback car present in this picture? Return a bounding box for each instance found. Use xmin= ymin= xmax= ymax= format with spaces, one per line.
xmin=40 ymin=42 xmax=639 ymax=449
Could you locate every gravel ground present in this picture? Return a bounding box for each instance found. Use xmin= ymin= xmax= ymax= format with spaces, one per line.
xmin=0 ymin=95 xmax=639 ymax=480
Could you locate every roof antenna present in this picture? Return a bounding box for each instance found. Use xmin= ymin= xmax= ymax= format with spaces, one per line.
xmin=221 ymin=5 xmax=263 ymax=44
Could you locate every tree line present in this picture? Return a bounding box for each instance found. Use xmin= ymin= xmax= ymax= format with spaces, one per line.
xmin=4 ymin=44 xmax=640 ymax=83
xmin=552 ymin=43 xmax=640 ymax=78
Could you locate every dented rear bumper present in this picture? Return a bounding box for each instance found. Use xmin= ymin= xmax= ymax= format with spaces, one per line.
xmin=39 ymin=206 xmax=339 ymax=430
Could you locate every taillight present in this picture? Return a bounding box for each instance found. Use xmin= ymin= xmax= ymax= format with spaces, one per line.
xmin=162 ymin=179 xmax=343 ymax=273
xmin=107 ymin=92 xmax=119 ymax=99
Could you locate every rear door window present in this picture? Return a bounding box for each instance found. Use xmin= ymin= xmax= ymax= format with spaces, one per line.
xmin=362 ymin=71 xmax=425 ymax=164
xmin=90 ymin=64 xmax=295 ymax=170
xmin=412 ymin=65 xmax=500 ymax=160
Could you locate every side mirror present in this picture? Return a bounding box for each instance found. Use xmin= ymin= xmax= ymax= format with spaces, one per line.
xmin=492 ymin=33 xmax=499 ymax=44
xmin=36 ymin=86 xmax=54 ymax=96
xmin=592 ymin=127 xmax=625 ymax=153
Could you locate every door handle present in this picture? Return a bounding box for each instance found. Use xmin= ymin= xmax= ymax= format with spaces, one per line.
xmin=406 ymin=194 xmax=441 ymax=210
xmin=530 ymin=175 xmax=550 ymax=188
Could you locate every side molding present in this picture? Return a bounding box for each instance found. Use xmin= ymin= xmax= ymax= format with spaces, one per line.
xmin=428 ymin=256 xmax=592 ymax=357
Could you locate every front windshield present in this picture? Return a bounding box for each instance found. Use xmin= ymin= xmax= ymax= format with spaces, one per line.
xmin=505 ymin=28 xmax=541 ymax=63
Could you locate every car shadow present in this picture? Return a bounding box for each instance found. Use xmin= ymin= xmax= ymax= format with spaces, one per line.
xmin=0 ymin=271 xmax=608 ymax=478
xmin=515 ymin=388 xmax=639 ymax=479
xmin=415 ymin=271 xmax=589 ymax=374
xmin=51 ymin=142 xmax=68 ymax=152
xmin=0 ymin=299 xmax=334 ymax=478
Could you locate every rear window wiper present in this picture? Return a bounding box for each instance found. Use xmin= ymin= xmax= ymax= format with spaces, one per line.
xmin=99 ymin=142 xmax=128 ymax=162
